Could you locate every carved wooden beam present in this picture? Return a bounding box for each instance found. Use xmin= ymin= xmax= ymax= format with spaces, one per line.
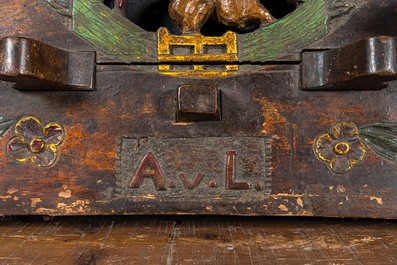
xmin=0 ymin=37 xmax=95 ymax=91
xmin=302 ymin=37 xmax=397 ymax=90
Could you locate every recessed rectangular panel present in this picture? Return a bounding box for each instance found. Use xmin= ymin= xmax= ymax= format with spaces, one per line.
xmin=116 ymin=137 xmax=272 ymax=201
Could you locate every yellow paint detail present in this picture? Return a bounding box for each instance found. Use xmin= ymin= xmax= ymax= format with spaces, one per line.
xmin=16 ymin=157 xmax=30 ymax=163
xmin=349 ymin=141 xmax=366 ymax=165
xmin=227 ymin=65 xmax=239 ymax=71
xmin=315 ymin=133 xmax=333 ymax=163
xmin=48 ymin=144 xmax=58 ymax=153
xmin=43 ymin=123 xmax=65 ymax=144
xmin=157 ymin=28 xmax=238 ymax=78
xmin=158 ymin=28 xmax=238 ymax=55
xmin=159 ymin=69 xmax=238 ymax=78
xmin=15 ymin=116 xmax=42 ymax=136
xmin=334 ymin=142 xmax=350 ymax=155
xmin=10 ymin=116 xmax=64 ymax=167
xmin=159 ymin=65 xmax=171 ymax=71
xmin=158 ymin=54 xmax=238 ymax=62
xmin=315 ymin=122 xmax=366 ymax=173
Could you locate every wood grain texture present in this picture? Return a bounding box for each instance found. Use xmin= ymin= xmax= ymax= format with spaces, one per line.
xmin=302 ymin=37 xmax=397 ymax=91
xmin=0 ymin=68 xmax=396 ymax=217
xmin=308 ymin=0 xmax=397 ymax=50
xmin=0 ymin=216 xmax=396 ymax=264
xmin=72 ymin=0 xmax=157 ymax=63
xmin=0 ymin=0 xmax=396 ymax=218
xmin=0 ymin=37 xmax=95 ymax=90
xmin=0 ymin=1 xmax=92 ymax=52
xmin=70 ymin=0 xmax=330 ymax=65
xmin=238 ymin=0 xmax=328 ymax=62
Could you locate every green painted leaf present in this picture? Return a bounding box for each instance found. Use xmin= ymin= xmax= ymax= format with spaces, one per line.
xmin=72 ymin=0 xmax=157 ymax=64
xmin=0 ymin=114 xmax=14 ymax=137
xmin=239 ymin=0 xmax=329 ymax=62
xmin=359 ymin=123 xmax=397 ymax=161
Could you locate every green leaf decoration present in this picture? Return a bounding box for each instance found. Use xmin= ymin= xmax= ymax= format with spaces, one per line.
xmin=359 ymin=123 xmax=397 ymax=161
xmin=73 ymin=0 xmax=157 ymax=64
xmin=0 ymin=114 xmax=14 ymax=137
xmin=46 ymin=0 xmax=71 ymax=16
xmin=239 ymin=0 xmax=328 ymax=62
xmin=328 ymin=0 xmax=354 ymax=18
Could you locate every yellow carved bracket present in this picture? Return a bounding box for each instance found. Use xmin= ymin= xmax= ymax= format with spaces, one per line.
xmin=157 ymin=28 xmax=238 ymax=78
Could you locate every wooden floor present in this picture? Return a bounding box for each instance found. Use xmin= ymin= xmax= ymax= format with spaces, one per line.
xmin=0 ymin=216 xmax=395 ymax=265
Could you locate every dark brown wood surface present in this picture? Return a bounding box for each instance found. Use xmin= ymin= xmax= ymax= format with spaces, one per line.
xmin=1 ymin=66 xmax=397 ymax=217
xmin=0 ymin=216 xmax=396 ymax=264
xmin=0 ymin=0 xmax=397 ymax=218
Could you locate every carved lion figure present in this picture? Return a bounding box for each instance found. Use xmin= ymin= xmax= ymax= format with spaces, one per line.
xmin=169 ymin=0 xmax=274 ymax=34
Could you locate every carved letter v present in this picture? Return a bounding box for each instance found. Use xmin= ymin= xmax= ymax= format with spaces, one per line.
xmin=179 ymin=173 xmax=205 ymax=190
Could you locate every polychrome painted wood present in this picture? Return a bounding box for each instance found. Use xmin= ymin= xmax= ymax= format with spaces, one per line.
xmin=0 ymin=0 xmax=396 ymax=218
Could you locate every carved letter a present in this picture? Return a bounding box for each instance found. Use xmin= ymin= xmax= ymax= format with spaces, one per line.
xmin=130 ymin=152 xmax=167 ymax=190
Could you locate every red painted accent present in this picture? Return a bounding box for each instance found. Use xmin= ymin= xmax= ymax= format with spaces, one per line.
xmin=179 ymin=173 xmax=205 ymax=189
xmin=209 ymin=180 xmax=217 ymax=188
xmin=255 ymin=183 xmax=263 ymax=191
xmin=226 ymin=151 xmax=250 ymax=190
xmin=335 ymin=143 xmax=348 ymax=153
xmin=168 ymin=181 xmax=177 ymax=189
xmin=130 ymin=152 xmax=167 ymax=190
xmin=115 ymin=0 xmax=125 ymax=7
xmin=114 ymin=0 xmax=126 ymax=15
xmin=46 ymin=125 xmax=62 ymax=134
xmin=31 ymin=139 xmax=45 ymax=152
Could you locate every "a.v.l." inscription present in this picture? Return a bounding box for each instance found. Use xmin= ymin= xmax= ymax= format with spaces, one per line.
xmin=116 ymin=137 xmax=272 ymax=200
xmin=130 ymin=150 xmax=252 ymax=191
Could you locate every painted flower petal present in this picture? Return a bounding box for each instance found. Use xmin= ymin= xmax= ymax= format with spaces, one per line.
xmin=331 ymin=122 xmax=359 ymax=141
xmin=315 ymin=133 xmax=334 ymax=162
xmin=15 ymin=117 xmax=43 ymax=140
xmin=7 ymin=137 xmax=32 ymax=162
xmin=347 ymin=139 xmax=367 ymax=164
xmin=330 ymin=155 xmax=351 ymax=174
xmin=31 ymin=147 xmax=57 ymax=167
xmin=43 ymin=123 xmax=64 ymax=145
